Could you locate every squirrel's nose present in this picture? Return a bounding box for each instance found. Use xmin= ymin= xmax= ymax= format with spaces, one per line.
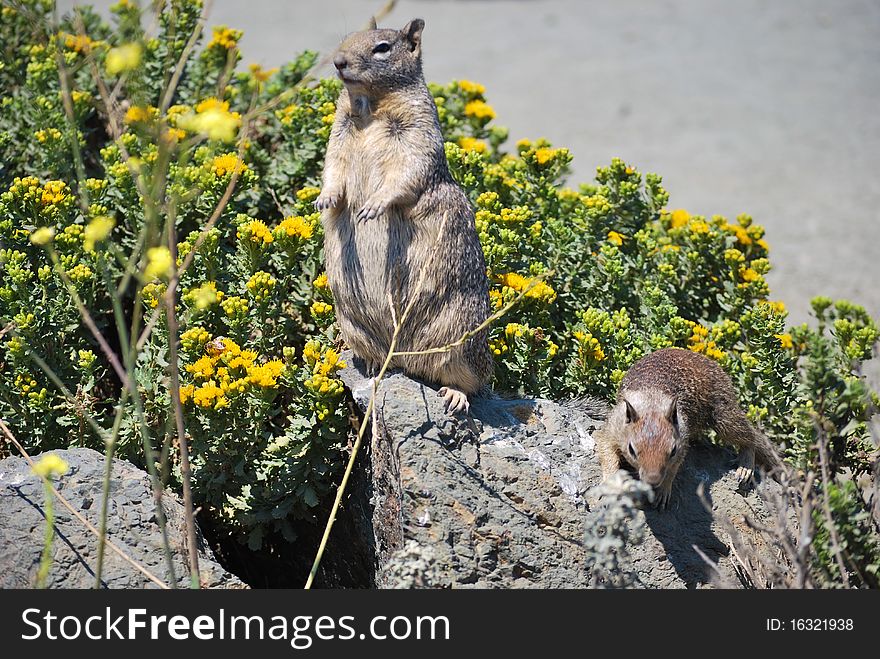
xmin=333 ymin=53 xmax=348 ymax=71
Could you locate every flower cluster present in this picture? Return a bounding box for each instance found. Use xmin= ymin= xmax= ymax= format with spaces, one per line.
xmin=301 ymin=340 xmax=346 ymax=420
xmin=180 ymin=336 xmax=284 ymax=410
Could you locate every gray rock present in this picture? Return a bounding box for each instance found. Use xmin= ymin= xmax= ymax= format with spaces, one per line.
xmin=0 ymin=448 xmax=244 ymax=589
xmin=339 ymin=354 xmax=797 ymax=589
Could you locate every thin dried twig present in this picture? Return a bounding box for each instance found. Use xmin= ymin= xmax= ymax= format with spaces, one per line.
xmin=391 ymin=274 xmax=552 ymax=358
xmin=136 ymin=92 xmax=257 ymax=352
xmin=794 ymin=472 xmax=816 ymax=589
xmin=163 ymin=203 xmax=201 ymax=587
xmin=159 ymin=0 xmax=213 ymax=114
xmin=815 ymin=423 xmax=852 ymax=587
xmin=0 ymin=419 xmax=170 ymax=590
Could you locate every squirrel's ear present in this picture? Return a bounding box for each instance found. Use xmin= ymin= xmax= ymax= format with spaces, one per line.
xmin=401 ymin=18 xmax=425 ymax=54
xmin=667 ymin=399 xmax=679 ymax=430
xmin=367 ymin=16 xmax=377 ymax=30
xmin=623 ymin=398 xmax=638 ymax=424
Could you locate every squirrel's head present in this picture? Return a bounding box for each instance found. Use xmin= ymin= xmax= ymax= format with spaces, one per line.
xmin=614 ymin=389 xmax=684 ymax=488
xmin=333 ymin=18 xmax=425 ymax=97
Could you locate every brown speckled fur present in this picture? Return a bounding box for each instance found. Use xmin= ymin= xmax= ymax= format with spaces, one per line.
xmin=317 ymin=19 xmax=491 ymax=399
xmin=595 ymin=347 xmax=781 ymax=508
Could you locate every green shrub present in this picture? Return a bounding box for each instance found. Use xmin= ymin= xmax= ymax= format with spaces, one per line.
xmin=0 ymin=0 xmax=877 ymax=580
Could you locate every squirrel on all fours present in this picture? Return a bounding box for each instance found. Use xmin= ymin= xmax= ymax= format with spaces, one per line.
xmin=595 ymin=348 xmax=782 ymax=509
xmin=316 ymin=18 xmax=492 ymax=415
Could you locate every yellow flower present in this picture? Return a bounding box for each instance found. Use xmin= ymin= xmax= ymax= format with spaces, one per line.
xmin=458 ymin=136 xmax=487 ymax=153
xmin=489 ymin=339 xmax=507 ymax=356
xmin=723 ymin=248 xmax=745 ymax=266
xmin=237 ymin=219 xmax=274 ymax=246
xmin=315 ymin=348 xmax=345 ymax=375
xmin=105 ymin=42 xmax=143 ymax=75
xmin=181 ymin=327 xmax=211 ymax=352
xmin=211 ymin=153 xmax=247 ymax=177
xmin=29 ymin=227 xmax=55 ymax=246
xmin=533 ymin=148 xmax=557 ymax=165
xmin=495 ymin=272 xmax=556 ymax=304
xmin=296 ymin=187 xmax=321 ymax=203
xmin=185 ymin=281 xmax=222 ymax=310
xmin=77 ymin=349 xmax=96 ymax=369
xmin=34 ymin=128 xmax=62 ymax=143
xmin=311 ymin=300 xmax=333 ymax=316
xmin=144 ymin=246 xmax=172 ymax=280
xmin=574 ymin=331 xmax=605 ymax=362
xmin=247 ymin=359 xmax=285 ymax=388
xmin=63 ymin=33 xmax=95 ymax=54
xmin=40 ymin=180 xmax=68 ymax=206
xmin=248 ymin=63 xmax=278 ymax=82
xmin=192 ymin=381 xmax=227 ymax=410
xmin=221 ymin=295 xmax=249 ymax=319
xmin=458 ymin=80 xmax=486 ymax=95
xmin=689 ymin=219 xmax=710 ymax=235
xmin=669 ymin=209 xmax=690 ymax=229
xmin=314 ymin=273 xmax=329 ymax=290
xmin=246 ymin=271 xmax=276 ymax=302
xmin=66 ymin=263 xmax=94 ymax=283
xmin=303 ymin=340 xmax=322 ymax=365
xmin=32 ymin=453 xmax=69 ymax=478
xmin=83 ymin=215 xmax=115 ymax=251
xmin=124 ymin=105 xmax=157 ymax=125
xmin=463 ymin=99 xmax=496 ymax=120
xmin=739 ymin=267 xmax=760 ymax=283
xmin=162 ymin=127 xmax=186 ymax=143
xmin=274 ymin=216 xmax=314 ymax=242
xmin=208 ymin=25 xmax=242 ymax=50
xmin=178 ymin=384 xmax=195 ymax=405
xmin=725 ymin=223 xmax=752 ymax=246
xmin=775 ymin=333 xmax=794 ymax=350
xmin=141 ymin=281 xmax=165 ymax=308
xmin=187 ymin=355 xmax=215 ymax=379
xmin=499 ymin=207 xmax=530 ymax=224
xmin=179 ymin=98 xmax=241 ymax=142
xmin=760 ymin=300 xmax=786 ymax=314
xmin=607 ymin=231 xmax=624 ymax=247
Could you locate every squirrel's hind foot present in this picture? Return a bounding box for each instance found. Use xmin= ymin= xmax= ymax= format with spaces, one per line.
xmin=438 ymin=386 xmax=470 ymax=416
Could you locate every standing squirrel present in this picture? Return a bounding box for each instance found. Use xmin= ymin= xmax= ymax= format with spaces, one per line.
xmin=595 ymin=348 xmax=781 ymax=509
xmin=316 ymin=18 xmax=492 ymax=414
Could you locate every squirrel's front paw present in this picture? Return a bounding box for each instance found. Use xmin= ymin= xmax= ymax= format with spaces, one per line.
xmin=314 ymin=190 xmax=342 ymax=212
xmin=356 ymin=199 xmax=387 ymax=222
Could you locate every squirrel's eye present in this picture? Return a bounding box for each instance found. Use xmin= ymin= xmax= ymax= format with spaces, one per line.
xmin=628 ymin=442 xmax=637 ymax=458
xmin=372 ymin=42 xmax=391 ymax=54
xmin=669 ymin=446 xmax=677 ymax=458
